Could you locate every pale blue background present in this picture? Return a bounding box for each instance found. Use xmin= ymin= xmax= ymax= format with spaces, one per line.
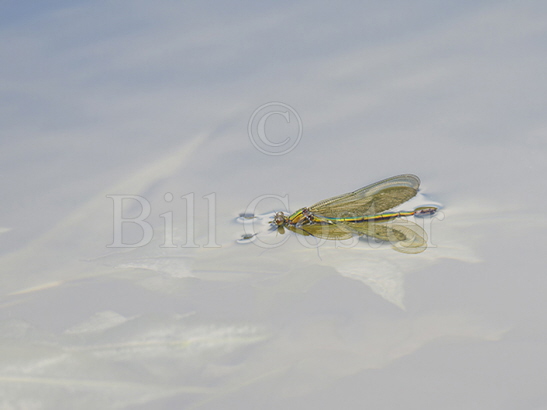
xmin=1 ymin=1 xmax=546 ymax=409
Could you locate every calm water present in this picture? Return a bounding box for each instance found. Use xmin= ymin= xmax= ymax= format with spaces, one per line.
xmin=1 ymin=2 xmax=546 ymax=409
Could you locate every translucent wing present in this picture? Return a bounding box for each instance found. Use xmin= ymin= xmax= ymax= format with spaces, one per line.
xmin=288 ymin=222 xmax=354 ymax=240
xmin=308 ymin=174 xmax=420 ymax=218
xmin=345 ymin=219 xmax=428 ymax=254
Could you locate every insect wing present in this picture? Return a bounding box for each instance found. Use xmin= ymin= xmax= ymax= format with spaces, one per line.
xmin=290 ymin=222 xmax=354 ymax=240
xmin=309 ymin=174 xmax=420 ymax=219
xmin=345 ymin=219 xmax=428 ymax=254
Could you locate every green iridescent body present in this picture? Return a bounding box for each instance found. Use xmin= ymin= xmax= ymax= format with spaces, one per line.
xmin=272 ymin=174 xmax=437 ymax=254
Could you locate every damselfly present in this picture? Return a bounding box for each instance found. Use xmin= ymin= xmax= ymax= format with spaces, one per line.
xmin=271 ymin=174 xmax=437 ymax=253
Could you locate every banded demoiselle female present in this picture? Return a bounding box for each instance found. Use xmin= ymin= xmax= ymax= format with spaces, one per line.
xmin=271 ymin=174 xmax=437 ymax=253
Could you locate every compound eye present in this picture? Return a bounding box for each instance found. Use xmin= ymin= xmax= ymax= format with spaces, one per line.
xmin=273 ymin=212 xmax=285 ymax=225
